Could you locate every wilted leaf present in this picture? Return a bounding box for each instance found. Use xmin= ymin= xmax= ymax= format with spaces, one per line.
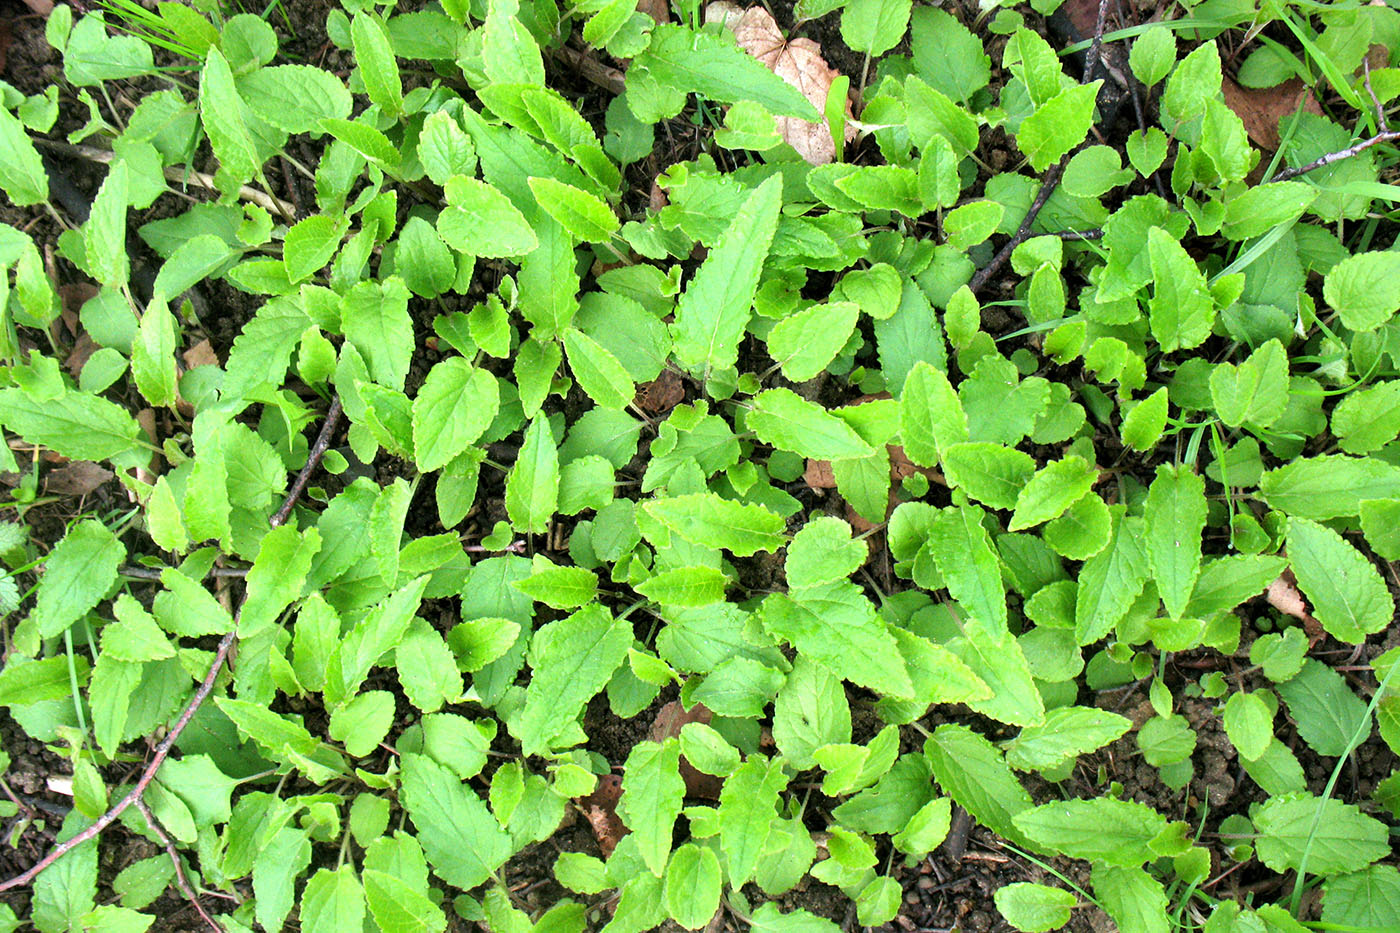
xmin=706 ymin=2 xmax=854 ymax=164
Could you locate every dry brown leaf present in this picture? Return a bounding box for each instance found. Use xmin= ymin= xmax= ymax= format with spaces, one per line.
xmin=637 ymin=369 xmax=685 ymax=414
xmin=1267 ymin=569 xmax=1324 ymax=644
xmin=803 ymin=458 xmax=836 ymax=490
xmin=705 ymin=2 xmax=855 ymax=165
xmin=44 ymin=461 xmax=114 ymax=497
xmin=577 ymin=773 xmax=626 ymax=857
xmin=1221 ymin=75 xmax=1323 ymax=153
xmin=648 ymin=701 xmax=723 ymax=798
xmin=182 ymin=339 xmax=219 ymax=370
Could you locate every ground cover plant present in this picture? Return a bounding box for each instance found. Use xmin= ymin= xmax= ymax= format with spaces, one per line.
xmin=0 ymin=0 xmax=1397 ymax=929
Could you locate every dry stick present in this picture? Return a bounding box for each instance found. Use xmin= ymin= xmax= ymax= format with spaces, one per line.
xmin=968 ymin=0 xmax=1112 ymax=296
xmin=0 ymin=397 xmax=344 ymax=896
xmin=134 ymin=797 xmax=223 ymax=933
xmin=1270 ymin=60 xmax=1399 ymax=183
xmin=119 ymin=566 xmax=249 ymax=581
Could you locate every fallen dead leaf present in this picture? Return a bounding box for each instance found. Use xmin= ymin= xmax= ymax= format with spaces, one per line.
xmin=803 ymin=458 xmax=836 ymax=490
xmin=637 ymin=369 xmax=685 ymax=414
xmin=636 ymin=0 xmax=669 ymax=26
xmin=705 ymin=2 xmax=856 ymax=165
xmin=182 ymin=339 xmax=219 ymax=370
xmin=577 ymin=773 xmax=626 ymax=858
xmin=1222 ymin=75 xmax=1323 ymax=153
xmin=1267 ymin=569 xmax=1324 ymax=644
xmin=44 ymin=461 xmax=114 ymax=497
xmin=65 ymin=332 xmax=97 ymax=380
xmin=649 ymin=700 xmax=724 ymax=798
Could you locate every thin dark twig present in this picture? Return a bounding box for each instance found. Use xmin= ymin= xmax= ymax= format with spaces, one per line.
xmin=119 ymin=566 xmax=248 ymax=581
xmin=1269 ymin=60 xmax=1399 ymax=183
xmin=0 ymin=397 xmax=343 ymax=895
xmin=968 ymin=160 xmax=1066 ymax=295
xmin=1081 ymin=0 xmax=1113 ymax=84
xmin=1268 ymin=129 xmax=1400 ymax=183
xmin=969 ymin=0 xmax=1111 ymax=296
xmin=270 ymin=396 xmax=342 ymax=529
xmin=0 ymin=627 xmax=236 ymax=894
xmin=134 ymin=797 xmax=223 ymax=933
xmin=1053 ymin=227 xmax=1104 ymax=240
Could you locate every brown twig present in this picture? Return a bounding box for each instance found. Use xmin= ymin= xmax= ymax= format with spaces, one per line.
xmin=969 ymin=0 xmax=1111 ymax=295
xmin=271 ymin=396 xmax=343 ymax=529
xmin=0 ymin=396 xmax=343 ymax=896
xmin=134 ymin=797 xmax=223 ymax=933
xmin=119 ymin=566 xmax=249 ymax=581
xmin=0 ymin=628 xmax=236 ymax=895
xmin=1269 ymin=62 xmax=1398 ymax=183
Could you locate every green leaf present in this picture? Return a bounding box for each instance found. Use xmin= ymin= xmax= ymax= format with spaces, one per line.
xmin=1322 ymin=865 xmax=1400 ymax=930
xmin=564 ymin=328 xmax=634 ymax=410
xmin=911 ymin=7 xmax=990 ymax=102
xmin=840 ymin=0 xmax=911 ymax=56
xmin=418 ymin=111 xmax=477 ymax=186
xmin=329 ymin=690 xmax=396 ymax=758
xmin=198 ymin=48 xmax=260 ymax=188
xmin=411 ymin=359 xmax=499 ymax=472
xmin=1323 ymin=250 xmax=1400 ymax=332
xmin=924 ymin=724 xmax=1036 ymax=851
xmin=747 ymin=388 xmax=876 ymax=461
xmin=438 ymin=176 xmax=538 ymax=258
xmin=284 ymin=214 xmax=346 ymax=284
xmin=1277 ymin=659 xmax=1370 ymax=758
xmin=1014 ymin=798 xmax=1167 ymax=867
xmin=342 ymin=278 xmax=413 ymax=390
xmin=1075 ymin=510 xmax=1149 ymax=645
xmin=1121 ymin=386 xmax=1168 ymax=452
xmin=395 ymin=619 xmax=463 ymax=714
xmin=505 ymin=416 xmax=560 ymax=535
xmin=1260 ymin=454 xmax=1400 ymax=520
xmin=762 ymin=584 xmax=914 ymax=698
xmin=1009 ymin=455 xmax=1097 ymax=531
xmin=618 ymin=738 xmax=685 ymax=876
xmin=1209 ymin=338 xmax=1287 ymax=429
xmin=926 ymin=504 xmax=1007 ymax=637
xmin=900 ymin=361 xmax=967 ymax=469
xmin=527 ymin=176 xmax=619 ymax=242
xmin=36 ymin=519 xmax=123 ymax=638
xmin=363 ymin=869 xmax=447 ymax=933
xmin=516 ymin=605 xmax=630 ymax=755
xmin=671 ymin=177 xmax=782 ymax=378
xmin=513 ymin=558 xmax=599 ymax=610
xmin=644 ymin=492 xmax=786 ymax=556
xmin=1003 ymin=706 xmax=1132 ymax=772
xmin=1016 ymin=82 xmax=1100 ymax=172
xmin=1332 ymin=380 xmax=1400 ymax=454
xmin=718 ymin=755 xmax=788 ymax=888
xmin=994 ymin=883 xmax=1076 ymax=933
xmin=351 ymin=13 xmax=402 ymax=116
xmin=1222 ymin=690 xmax=1273 ymax=762
xmin=1287 ymin=517 xmax=1393 ymax=643
xmin=239 ymin=64 xmax=353 ymax=135
xmin=301 ymin=866 xmax=365 ymax=933
xmin=400 ymin=753 xmax=512 ymax=890
xmin=629 ymin=25 xmax=820 ymax=121
xmin=949 ymin=625 xmax=1045 ymax=727
xmin=483 ymin=0 xmax=545 ymax=85
xmin=1254 ymin=793 xmax=1390 ymax=875
xmin=785 ymin=516 xmax=867 ymax=589
xmin=1143 ymin=465 xmax=1207 ymax=620
xmin=1093 ymin=865 xmax=1170 ymax=933
xmin=84 ymin=161 xmax=130 ymax=289
xmin=635 ymin=566 xmax=729 ymax=607
xmin=0 ymin=656 xmax=87 ymax=706
xmin=767 ymin=301 xmax=860 ymax=383
xmin=1148 ymin=227 xmax=1214 ymax=352
xmin=1043 ymin=494 xmax=1112 ymax=561
xmin=0 ymin=105 xmax=48 ymax=206
xmin=320 ymin=117 xmax=400 ymax=165
xmin=1129 ymin=24 xmax=1176 ymax=85
xmin=773 ymin=655 xmax=852 ymax=769
xmin=664 ymin=844 xmax=722 ymax=930
xmin=943 ymin=442 xmax=1034 ymax=510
